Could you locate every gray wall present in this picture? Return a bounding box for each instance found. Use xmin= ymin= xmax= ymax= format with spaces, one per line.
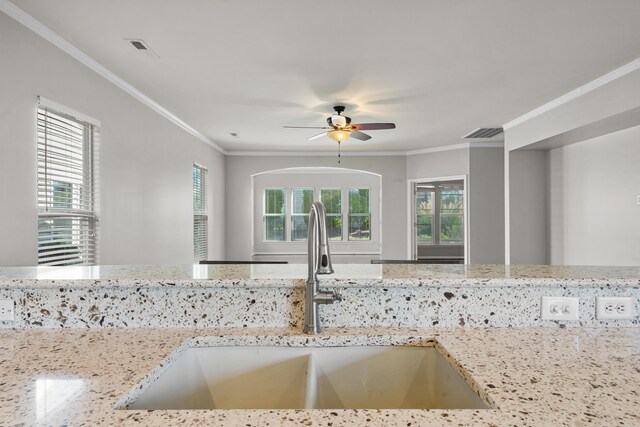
xmin=225 ymin=155 xmax=407 ymax=261
xmin=0 ymin=12 xmax=225 ymax=266
xmin=507 ymin=151 xmax=548 ymax=264
xmin=468 ymin=147 xmax=505 ymax=264
xmin=548 ymin=125 xmax=640 ymax=265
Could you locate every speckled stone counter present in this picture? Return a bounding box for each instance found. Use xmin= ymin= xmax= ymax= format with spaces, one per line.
xmin=1 ymin=327 xmax=639 ymax=426
xmin=0 ymin=264 xmax=639 ymax=328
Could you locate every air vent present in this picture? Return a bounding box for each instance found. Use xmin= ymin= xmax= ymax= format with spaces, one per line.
xmin=462 ymin=127 xmax=504 ymax=139
xmin=130 ymin=40 xmax=147 ymax=50
xmin=125 ymin=39 xmax=160 ymax=58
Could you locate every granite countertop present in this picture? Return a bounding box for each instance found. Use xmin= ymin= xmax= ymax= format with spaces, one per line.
xmin=1 ymin=264 xmax=639 ymax=289
xmin=1 ymin=327 xmax=639 ymax=426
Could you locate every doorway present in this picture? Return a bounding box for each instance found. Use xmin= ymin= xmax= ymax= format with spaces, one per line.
xmin=409 ymin=177 xmax=467 ymax=263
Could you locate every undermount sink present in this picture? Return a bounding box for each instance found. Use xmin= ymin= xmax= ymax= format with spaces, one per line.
xmin=118 ymin=345 xmax=488 ymax=410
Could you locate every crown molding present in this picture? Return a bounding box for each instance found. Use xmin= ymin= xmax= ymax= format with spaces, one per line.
xmin=0 ymin=0 xmax=227 ymax=154
xmin=503 ymin=58 xmax=640 ymax=130
xmin=226 ymin=141 xmax=504 ymax=157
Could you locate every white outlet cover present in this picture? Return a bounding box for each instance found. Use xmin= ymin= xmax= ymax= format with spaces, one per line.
xmin=596 ymin=297 xmax=636 ymax=320
xmin=0 ymin=299 xmax=15 ymax=322
xmin=541 ymin=297 xmax=580 ymax=321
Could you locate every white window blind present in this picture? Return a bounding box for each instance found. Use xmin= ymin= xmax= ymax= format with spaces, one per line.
xmin=37 ymin=104 xmax=99 ymax=266
xmin=193 ymin=164 xmax=208 ymax=261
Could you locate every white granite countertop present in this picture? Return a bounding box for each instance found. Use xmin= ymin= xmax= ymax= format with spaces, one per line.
xmin=1 ymin=327 xmax=639 ymax=426
xmin=1 ymin=264 xmax=639 ymax=289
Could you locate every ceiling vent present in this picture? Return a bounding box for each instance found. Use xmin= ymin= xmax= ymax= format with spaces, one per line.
xmin=462 ymin=127 xmax=504 ymax=139
xmin=125 ymin=39 xmax=160 ymax=58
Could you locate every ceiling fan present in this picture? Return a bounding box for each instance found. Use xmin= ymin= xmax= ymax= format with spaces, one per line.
xmin=284 ymin=105 xmax=396 ymax=144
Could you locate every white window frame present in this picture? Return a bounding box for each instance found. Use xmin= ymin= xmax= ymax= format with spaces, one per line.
xmin=252 ymin=168 xmax=381 ymax=258
xmin=36 ymin=97 xmax=100 ymax=266
xmin=193 ymin=163 xmax=208 ymax=262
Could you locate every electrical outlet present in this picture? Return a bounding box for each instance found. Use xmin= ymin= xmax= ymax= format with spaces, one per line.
xmin=596 ymin=297 xmax=636 ymax=320
xmin=0 ymin=299 xmax=15 ymax=322
xmin=541 ymin=297 xmax=580 ymax=321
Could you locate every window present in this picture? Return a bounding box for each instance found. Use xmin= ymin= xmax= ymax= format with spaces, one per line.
xmin=193 ymin=164 xmax=208 ymax=261
xmin=439 ymin=184 xmax=464 ymax=244
xmin=264 ymin=189 xmax=286 ymax=241
xmin=263 ymin=187 xmax=371 ymax=242
xmin=416 ymin=187 xmax=434 ymax=244
xmin=321 ymin=189 xmax=342 ymax=240
xmin=415 ymin=182 xmax=463 ymax=245
xmin=291 ymin=188 xmax=314 ymax=241
xmin=348 ymin=188 xmax=371 ymax=241
xmin=37 ymin=104 xmax=99 ymax=266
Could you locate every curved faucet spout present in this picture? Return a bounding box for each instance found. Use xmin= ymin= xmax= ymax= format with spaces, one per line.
xmin=304 ymin=201 xmax=340 ymax=335
xmin=308 ymin=201 xmax=334 ymax=281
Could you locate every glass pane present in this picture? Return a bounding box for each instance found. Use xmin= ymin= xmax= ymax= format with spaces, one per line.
xmin=291 ymin=216 xmax=309 ymax=241
xmin=416 ymin=191 xmax=433 ymax=215
xmin=440 ymin=214 xmax=464 ymax=243
xmin=349 ymin=188 xmax=370 ymax=214
xmin=321 ymin=189 xmax=341 ymax=214
xmin=264 ymin=189 xmax=285 ymax=214
xmin=264 ymin=216 xmax=285 ymax=241
xmin=440 ymin=188 xmax=463 ymax=214
xmin=292 ymin=189 xmax=314 ymax=214
xmin=37 ymin=217 xmax=94 ymax=266
xmin=52 ymin=180 xmax=73 ymax=209
xmin=326 ymin=215 xmax=342 ymax=240
xmin=416 ymin=215 xmax=432 ymax=243
xmin=348 ymin=215 xmax=371 ymax=240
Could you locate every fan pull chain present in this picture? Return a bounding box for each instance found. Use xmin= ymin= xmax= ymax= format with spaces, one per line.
xmin=338 ymin=142 xmax=341 ymax=164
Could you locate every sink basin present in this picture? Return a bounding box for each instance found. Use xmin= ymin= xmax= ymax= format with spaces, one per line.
xmin=118 ymin=345 xmax=488 ymax=410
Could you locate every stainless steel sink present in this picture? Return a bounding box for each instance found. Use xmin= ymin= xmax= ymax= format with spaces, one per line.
xmin=118 ymin=345 xmax=488 ymax=410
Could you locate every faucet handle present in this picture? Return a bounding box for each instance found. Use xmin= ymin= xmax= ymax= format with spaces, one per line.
xmin=333 ymin=288 xmax=343 ymax=302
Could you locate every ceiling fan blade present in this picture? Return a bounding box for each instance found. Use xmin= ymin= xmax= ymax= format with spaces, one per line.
xmin=307 ymin=132 xmax=327 ymax=141
xmin=284 ymin=126 xmax=331 ymax=129
xmin=350 ymin=130 xmax=372 ymax=141
xmin=351 ymin=123 xmax=396 ymax=131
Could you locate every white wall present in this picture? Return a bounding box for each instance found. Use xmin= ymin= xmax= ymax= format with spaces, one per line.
xmin=0 ymin=12 xmax=225 ymax=266
xmin=406 ymin=148 xmax=469 ymax=180
xmin=505 ymin=65 xmax=640 ymax=265
xmin=548 ymin=125 xmax=640 ymax=265
xmin=225 ymin=155 xmax=407 ymax=261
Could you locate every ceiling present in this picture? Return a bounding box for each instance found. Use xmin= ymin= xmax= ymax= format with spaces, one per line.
xmin=9 ymin=0 xmax=640 ymax=153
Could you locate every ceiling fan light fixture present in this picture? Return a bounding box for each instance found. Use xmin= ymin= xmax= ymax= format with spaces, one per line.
xmin=327 ymin=129 xmax=351 ymax=143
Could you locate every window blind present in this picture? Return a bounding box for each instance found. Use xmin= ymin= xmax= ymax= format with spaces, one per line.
xmin=37 ymin=106 xmax=99 ymax=265
xmin=193 ymin=164 xmax=208 ymax=261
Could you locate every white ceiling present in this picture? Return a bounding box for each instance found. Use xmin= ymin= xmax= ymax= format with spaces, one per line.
xmin=9 ymin=0 xmax=640 ymax=153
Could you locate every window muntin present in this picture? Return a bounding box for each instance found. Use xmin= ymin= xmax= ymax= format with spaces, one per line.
xmin=321 ymin=189 xmax=342 ymax=241
xmin=348 ymin=188 xmax=371 ymax=241
xmin=193 ymin=164 xmax=208 ymax=261
xmin=291 ymin=188 xmax=314 ymax=241
xmin=37 ymin=106 xmax=99 ymax=266
xmin=264 ymin=189 xmax=286 ymax=241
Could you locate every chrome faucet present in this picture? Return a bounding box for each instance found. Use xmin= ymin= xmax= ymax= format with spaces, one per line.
xmin=304 ymin=201 xmax=342 ymax=334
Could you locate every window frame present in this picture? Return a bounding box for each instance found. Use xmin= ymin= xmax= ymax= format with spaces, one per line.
xmin=36 ymin=98 xmax=100 ymax=266
xmin=263 ymin=188 xmax=287 ymax=241
xmin=193 ymin=163 xmax=208 ymax=262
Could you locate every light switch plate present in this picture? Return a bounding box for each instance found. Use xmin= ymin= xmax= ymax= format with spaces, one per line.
xmin=541 ymin=297 xmax=580 ymax=321
xmin=0 ymin=299 xmax=15 ymax=322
